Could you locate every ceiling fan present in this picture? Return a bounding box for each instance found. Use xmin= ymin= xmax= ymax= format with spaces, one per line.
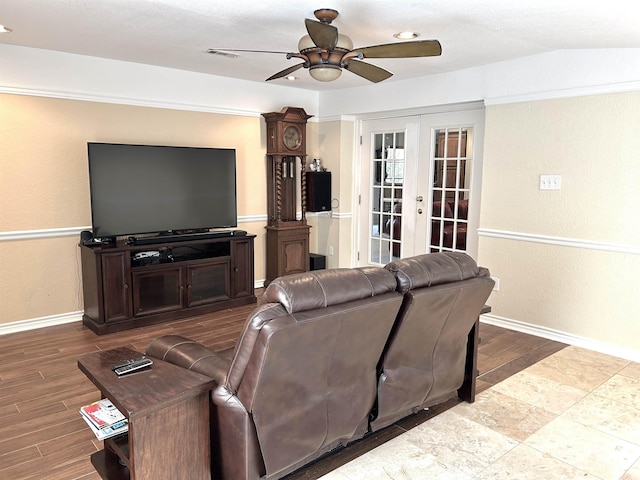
xmin=209 ymin=8 xmax=442 ymax=83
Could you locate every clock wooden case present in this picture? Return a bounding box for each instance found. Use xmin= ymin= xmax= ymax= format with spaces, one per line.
xmin=261 ymin=107 xmax=312 ymax=284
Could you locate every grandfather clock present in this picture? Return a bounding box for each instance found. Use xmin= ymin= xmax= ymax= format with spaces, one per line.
xmin=262 ymin=107 xmax=312 ymax=284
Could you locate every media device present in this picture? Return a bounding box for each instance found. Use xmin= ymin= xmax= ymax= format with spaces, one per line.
xmin=80 ymin=230 xmax=94 ymax=244
xmin=87 ymin=142 xmax=237 ymax=239
xmin=310 ymin=253 xmax=326 ymax=270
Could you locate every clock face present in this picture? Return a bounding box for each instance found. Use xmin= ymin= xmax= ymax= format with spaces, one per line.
xmin=283 ymin=125 xmax=302 ymax=150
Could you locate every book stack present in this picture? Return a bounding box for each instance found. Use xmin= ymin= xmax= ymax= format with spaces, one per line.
xmin=80 ymin=398 xmax=128 ymax=440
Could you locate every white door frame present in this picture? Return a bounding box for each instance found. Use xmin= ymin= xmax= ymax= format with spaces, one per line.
xmin=354 ymin=103 xmax=486 ymax=265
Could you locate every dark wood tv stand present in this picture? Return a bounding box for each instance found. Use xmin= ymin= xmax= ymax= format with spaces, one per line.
xmin=80 ymin=233 xmax=256 ymax=334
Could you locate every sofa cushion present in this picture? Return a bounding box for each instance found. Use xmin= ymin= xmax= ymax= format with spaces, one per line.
xmin=385 ymin=252 xmax=480 ymax=293
xmin=263 ymin=266 xmax=397 ymax=314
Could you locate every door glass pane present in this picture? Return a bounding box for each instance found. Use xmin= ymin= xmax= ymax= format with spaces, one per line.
xmin=370 ymin=131 xmax=404 ymax=264
xmin=430 ymin=127 xmax=472 ymax=253
xmin=134 ymin=269 xmax=182 ymax=315
xmin=190 ymin=264 xmax=227 ymax=302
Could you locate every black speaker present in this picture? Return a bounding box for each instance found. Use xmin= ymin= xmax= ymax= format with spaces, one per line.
xmin=310 ymin=253 xmax=326 ymax=270
xmin=306 ymin=171 xmax=331 ymax=212
xmin=80 ymin=230 xmax=94 ymax=245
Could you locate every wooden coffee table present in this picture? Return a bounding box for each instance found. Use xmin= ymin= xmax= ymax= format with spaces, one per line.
xmin=78 ymin=346 xmax=215 ymax=480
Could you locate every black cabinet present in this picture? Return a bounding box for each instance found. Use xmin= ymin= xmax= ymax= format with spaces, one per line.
xmin=80 ymin=235 xmax=256 ymax=334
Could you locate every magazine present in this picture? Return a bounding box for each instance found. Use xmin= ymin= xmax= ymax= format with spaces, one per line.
xmin=80 ymin=399 xmax=128 ymax=440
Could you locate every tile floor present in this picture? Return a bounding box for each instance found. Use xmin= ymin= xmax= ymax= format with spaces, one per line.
xmin=318 ymin=346 xmax=640 ymax=480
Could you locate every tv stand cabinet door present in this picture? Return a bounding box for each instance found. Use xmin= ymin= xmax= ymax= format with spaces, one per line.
xmin=231 ymin=237 xmax=255 ymax=299
xmin=186 ymin=260 xmax=231 ymax=307
xmin=101 ymin=252 xmax=132 ymax=322
xmin=132 ymin=266 xmax=184 ymax=316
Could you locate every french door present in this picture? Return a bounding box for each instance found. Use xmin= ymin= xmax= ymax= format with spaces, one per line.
xmin=357 ymin=108 xmax=485 ymax=265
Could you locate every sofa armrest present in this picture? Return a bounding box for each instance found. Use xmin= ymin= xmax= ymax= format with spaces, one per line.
xmin=146 ymin=334 xmax=232 ymax=384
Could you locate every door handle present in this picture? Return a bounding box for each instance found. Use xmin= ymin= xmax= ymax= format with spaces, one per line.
xmin=416 ymin=196 xmax=424 ymax=202
xmin=418 ymin=208 xmax=423 ymax=214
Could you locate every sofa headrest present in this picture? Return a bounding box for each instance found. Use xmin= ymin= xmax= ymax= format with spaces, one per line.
xmin=264 ymin=266 xmax=397 ymax=314
xmin=385 ymin=252 xmax=482 ymax=293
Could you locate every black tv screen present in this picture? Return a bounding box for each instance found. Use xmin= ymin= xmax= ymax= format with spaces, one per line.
xmin=88 ymin=142 xmax=237 ymax=238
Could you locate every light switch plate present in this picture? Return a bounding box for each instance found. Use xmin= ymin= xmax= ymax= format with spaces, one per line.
xmin=540 ymin=174 xmax=562 ymax=190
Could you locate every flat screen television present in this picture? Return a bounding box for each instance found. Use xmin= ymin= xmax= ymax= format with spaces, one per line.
xmin=87 ymin=142 xmax=237 ymax=239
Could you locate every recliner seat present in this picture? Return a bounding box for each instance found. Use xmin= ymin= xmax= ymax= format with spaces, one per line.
xmin=371 ymin=252 xmax=494 ymax=430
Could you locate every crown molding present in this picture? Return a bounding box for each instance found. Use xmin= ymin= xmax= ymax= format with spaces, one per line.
xmin=0 ymin=85 xmax=264 ymax=117
xmin=484 ymin=80 xmax=640 ymax=106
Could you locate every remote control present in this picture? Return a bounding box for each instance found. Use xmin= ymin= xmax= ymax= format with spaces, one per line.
xmin=113 ymin=357 xmax=153 ymax=376
xmin=111 ymin=356 xmax=147 ymax=371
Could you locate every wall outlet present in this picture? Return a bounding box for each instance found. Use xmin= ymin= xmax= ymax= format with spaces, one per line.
xmin=328 ymin=246 xmax=334 ymax=256
xmin=539 ymin=174 xmax=562 ymax=190
xmin=491 ymin=276 xmax=500 ymax=292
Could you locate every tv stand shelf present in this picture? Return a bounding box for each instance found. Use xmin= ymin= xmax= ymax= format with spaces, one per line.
xmin=80 ymin=234 xmax=256 ymax=335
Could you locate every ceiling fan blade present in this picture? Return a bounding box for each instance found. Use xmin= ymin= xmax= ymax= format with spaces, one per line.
xmin=344 ymin=60 xmax=393 ymax=83
xmin=207 ymin=48 xmax=291 ymax=55
xmin=356 ymin=40 xmax=442 ymax=58
xmin=265 ymin=63 xmax=305 ymax=81
xmin=304 ymin=19 xmax=338 ymax=50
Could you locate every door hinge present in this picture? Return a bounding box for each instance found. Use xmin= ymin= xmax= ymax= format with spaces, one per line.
xmin=360 ymin=135 xmax=363 ymax=145
xmin=357 ymin=251 xmax=360 ymax=261
xmin=358 ymin=194 xmax=361 ymax=205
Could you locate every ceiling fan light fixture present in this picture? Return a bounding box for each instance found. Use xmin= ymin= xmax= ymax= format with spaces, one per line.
xmin=336 ymin=33 xmax=353 ymax=51
xmin=299 ymin=33 xmax=352 ymax=52
xmin=309 ymin=65 xmax=342 ymax=82
xmin=394 ymin=31 xmax=420 ymax=40
xmin=298 ymin=34 xmax=316 ymax=52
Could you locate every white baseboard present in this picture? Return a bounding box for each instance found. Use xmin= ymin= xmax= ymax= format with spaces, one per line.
xmin=1 ymin=283 xmax=267 ymax=336
xmin=0 ymin=311 xmax=83 ymax=335
xmin=481 ymin=313 xmax=640 ymax=363
xmin=5 ymin=305 xmax=637 ymax=365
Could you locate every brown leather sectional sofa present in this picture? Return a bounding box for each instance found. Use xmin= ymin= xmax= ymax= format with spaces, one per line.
xmin=146 ymin=252 xmax=494 ymax=480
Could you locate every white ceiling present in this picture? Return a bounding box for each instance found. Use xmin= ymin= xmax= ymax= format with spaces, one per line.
xmin=2 ymin=0 xmax=640 ymax=91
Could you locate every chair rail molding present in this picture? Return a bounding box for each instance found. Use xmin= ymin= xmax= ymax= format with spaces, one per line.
xmin=0 ymin=215 xmax=269 ymax=242
xmin=0 ymin=226 xmax=91 ymax=242
xmin=478 ymin=228 xmax=640 ymax=256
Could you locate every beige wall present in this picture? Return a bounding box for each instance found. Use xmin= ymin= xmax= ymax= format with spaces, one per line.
xmin=306 ymin=118 xmax=355 ymax=269
xmin=2 ymin=89 xmax=639 ymax=359
xmin=0 ymin=93 xmax=267 ymax=325
xmin=479 ymin=91 xmax=640 ymax=354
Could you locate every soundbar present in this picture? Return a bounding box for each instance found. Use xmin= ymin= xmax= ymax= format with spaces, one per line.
xmin=130 ymin=230 xmax=247 ymax=246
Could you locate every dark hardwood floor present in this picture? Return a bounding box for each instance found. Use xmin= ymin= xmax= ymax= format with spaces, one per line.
xmin=0 ymin=301 xmax=566 ymax=480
